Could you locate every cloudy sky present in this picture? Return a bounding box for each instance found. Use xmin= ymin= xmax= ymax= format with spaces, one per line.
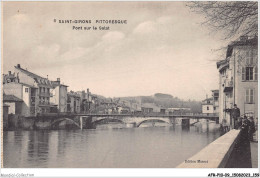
xmin=3 ymin=2 xmax=228 ymax=100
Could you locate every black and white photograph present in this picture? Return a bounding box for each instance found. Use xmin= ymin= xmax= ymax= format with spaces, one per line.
xmin=1 ymin=1 xmax=259 ymax=177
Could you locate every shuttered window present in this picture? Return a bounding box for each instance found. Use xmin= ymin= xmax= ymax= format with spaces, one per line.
xmin=245 ymin=89 xmax=254 ymax=103
xmin=254 ymin=66 xmax=258 ymax=81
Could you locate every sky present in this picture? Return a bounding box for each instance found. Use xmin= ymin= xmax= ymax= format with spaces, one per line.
xmin=3 ymin=2 xmax=228 ymax=101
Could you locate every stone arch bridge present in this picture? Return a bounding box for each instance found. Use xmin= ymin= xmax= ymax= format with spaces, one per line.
xmin=32 ymin=113 xmax=219 ymax=130
xmin=90 ymin=116 xmax=173 ymax=128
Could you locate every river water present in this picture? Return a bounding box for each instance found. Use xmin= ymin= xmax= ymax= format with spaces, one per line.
xmin=3 ymin=121 xmax=221 ymax=168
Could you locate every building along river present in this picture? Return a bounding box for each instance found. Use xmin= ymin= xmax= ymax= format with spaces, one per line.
xmin=3 ymin=120 xmax=221 ymax=168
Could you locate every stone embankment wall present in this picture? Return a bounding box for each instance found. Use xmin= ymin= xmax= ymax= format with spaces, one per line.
xmin=177 ymin=129 xmax=240 ymax=168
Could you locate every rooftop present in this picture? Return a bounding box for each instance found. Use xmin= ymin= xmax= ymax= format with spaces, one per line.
xmin=15 ymin=64 xmax=46 ymax=80
xmin=226 ymin=36 xmax=258 ymax=58
xmin=4 ymin=81 xmax=38 ymax=88
xmin=211 ymin=90 xmax=219 ymax=93
xmin=202 ymin=97 xmax=213 ymax=102
xmin=3 ymin=94 xmax=23 ymax=102
xmin=14 ymin=64 xmax=68 ymax=87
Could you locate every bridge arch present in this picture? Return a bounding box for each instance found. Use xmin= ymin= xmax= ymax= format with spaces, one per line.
xmin=136 ymin=118 xmax=171 ymax=127
xmin=92 ymin=118 xmax=125 ymax=125
xmin=51 ymin=118 xmax=80 ymax=129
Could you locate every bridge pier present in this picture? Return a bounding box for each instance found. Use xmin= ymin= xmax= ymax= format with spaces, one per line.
xmin=79 ymin=116 xmax=93 ymax=129
xmin=207 ymin=119 xmax=209 ymax=132
xmin=80 ymin=117 xmax=83 ymax=130
xmin=131 ymin=122 xmax=137 ymax=127
xmin=182 ymin=118 xmax=190 ymax=130
xmin=169 ymin=116 xmax=176 ymax=126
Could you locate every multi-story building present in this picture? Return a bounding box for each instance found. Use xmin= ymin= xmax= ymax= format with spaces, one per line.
xmin=201 ymin=90 xmax=219 ymax=115
xmin=211 ymin=90 xmax=219 ymax=114
xmin=12 ymin=64 xmax=55 ymax=114
xmin=67 ymin=91 xmax=81 ymax=113
xmin=217 ymin=35 xmax=258 ymax=127
xmin=3 ymin=64 xmax=69 ymax=116
xmin=3 ymin=79 xmax=38 ymax=116
xmin=76 ymin=88 xmax=98 ymax=113
xmin=50 ymin=78 xmax=68 ymax=113
xmin=202 ymin=97 xmax=214 ymax=115
xmin=76 ymin=90 xmax=87 ymax=113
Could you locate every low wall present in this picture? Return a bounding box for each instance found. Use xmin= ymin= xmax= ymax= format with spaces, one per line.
xmin=177 ymin=129 xmax=240 ymax=168
xmin=8 ymin=114 xmax=20 ymax=130
xmin=21 ymin=117 xmax=35 ymax=130
xmin=5 ymin=115 xmax=82 ymax=130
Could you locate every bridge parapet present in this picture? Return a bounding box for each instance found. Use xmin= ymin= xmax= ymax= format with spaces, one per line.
xmin=177 ymin=129 xmax=240 ymax=168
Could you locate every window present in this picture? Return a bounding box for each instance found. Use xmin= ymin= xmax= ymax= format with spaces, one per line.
xmin=246 ymin=67 xmax=253 ymax=80
xmin=214 ymin=107 xmax=216 ymax=110
xmin=254 ymin=66 xmax=258 ymax=81
xmin=207 ymin=106 xmax=209 ymax=110
xmin=246 ymin=89 xmax=254 ymax=103
xmin=242 ymin=67 xmax=254 ymax=81
xmin=221 ymin=69 xmax=226 ymax=77
xmin=246 ymin=50 xmax=253 ymax=65
xmin=242 ymin=50 xmax=257 ymax=81
xmin=47 ymin=88 xmax=50 ymax=93
xmin=25 ymin=88 xmax=29 ymax=93
xmin=43 ymin=87 xmax=45 ymax=93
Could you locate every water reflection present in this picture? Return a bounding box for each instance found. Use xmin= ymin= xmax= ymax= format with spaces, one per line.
xmin=4 ymin=122 xmax=221 ymax=168
xmin=27 ymin=131 xmax=49 ymax=165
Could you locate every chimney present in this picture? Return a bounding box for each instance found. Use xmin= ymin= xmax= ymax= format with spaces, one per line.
xmin=57 ymin=78 xmax=60 ymax=84
xmin=17 ymin=64 xmax=21 ymax=68
xmin=87 ymin=88 xmax=89 ymax=93
xmin=240 ymin=35 xmax=248 ymax=42
xmin=8 ymin=71 xmax=11 ymax=75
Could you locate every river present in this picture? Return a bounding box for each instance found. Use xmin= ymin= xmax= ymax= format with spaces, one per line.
xmin=3 ymin=121 xmax=221 ymax=168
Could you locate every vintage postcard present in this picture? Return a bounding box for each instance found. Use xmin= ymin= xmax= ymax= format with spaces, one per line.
xmin=1 ymin=1 xmax=259 ymax=177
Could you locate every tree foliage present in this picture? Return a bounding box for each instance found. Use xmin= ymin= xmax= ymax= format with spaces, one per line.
xmin=187 ymin=1 xmax=258 ymax=39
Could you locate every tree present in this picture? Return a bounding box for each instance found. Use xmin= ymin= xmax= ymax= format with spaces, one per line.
xmin=187 ymin=1 xmax=258 ymax=39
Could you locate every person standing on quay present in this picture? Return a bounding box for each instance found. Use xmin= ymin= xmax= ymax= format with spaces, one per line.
xmin=225 ymin=104 xmax=240 ymax=129
xmin=232 ymin=104 xmax=240 ymax=129
xmin=241 ymin=116 xmax=250 ymax=142
xmin=249 ymin=117 xmax=256 ymax=141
